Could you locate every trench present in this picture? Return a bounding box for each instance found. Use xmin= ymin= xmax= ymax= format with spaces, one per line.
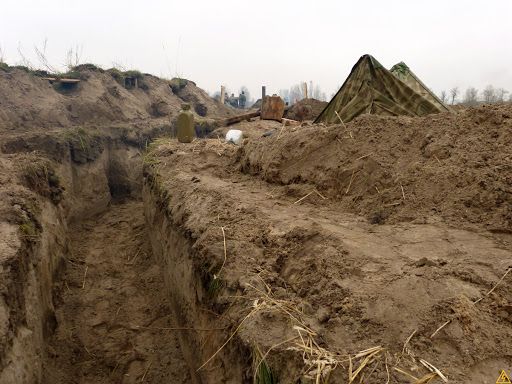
xmin=36 ymin=141 xmax=208 ymax=383
xmin=0 ymin=134 xmax=222 ymax=383
xmin=42 ymin=201 xmax=192 ymax=383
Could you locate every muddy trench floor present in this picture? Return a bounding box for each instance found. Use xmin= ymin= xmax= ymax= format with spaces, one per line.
xmin=42 ymin=200 xmax=191 ymax=384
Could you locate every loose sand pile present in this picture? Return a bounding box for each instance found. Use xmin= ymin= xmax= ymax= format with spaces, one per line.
xmin=239 ymin=104 xmax=512 ymax=231
xmin=0 ymin=67 xmax=232 ymax=133
xmin=285 ymin=98 xmax=328 ymax=121
xmin=145 ymin=129 xmax=512 ymax=382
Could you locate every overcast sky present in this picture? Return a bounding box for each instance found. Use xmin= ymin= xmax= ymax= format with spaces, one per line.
xmin=1 ymin=0 xmax=511 ymax=100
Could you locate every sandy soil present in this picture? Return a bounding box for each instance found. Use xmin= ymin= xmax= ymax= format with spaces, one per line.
xmin=285 ymin=98 xmax=328 ymax=121
xmin=42 ymin=201 xmax=191 ymax=384
xmin=1 ymin=63 xmax=511 ymax=384
xmin=144 ymin=119 xmax=512 ymax=383
xmin=0 ymin=67 xmax=232 ymax=133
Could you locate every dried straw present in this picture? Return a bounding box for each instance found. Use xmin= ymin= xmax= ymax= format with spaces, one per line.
xmin=430 ymin=320 xmax=451 ymax=338
xmin=473 ymin=267 xmax=511 ymax=304
xmin=345 ymin=170 xmax=356 ymax=195
xmin=420 ymin=359 xmax=448 ymax=382
xmin=82 ymin=266 xmax=88 ymax=289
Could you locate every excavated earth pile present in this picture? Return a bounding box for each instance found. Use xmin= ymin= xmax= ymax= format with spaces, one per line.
xmin=0 ymin=61 xmax=511 ymax=384
xmin=284 ymin=98 xmax=328 ymax=121
xmin=0 ymin=66 xmax=232 ymax=133
xmin=142 ymin=104 xmax=511 ymax=383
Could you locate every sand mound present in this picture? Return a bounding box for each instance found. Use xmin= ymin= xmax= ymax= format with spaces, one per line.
xmin=144 ymin=137 xmax=512 ymax=382
xmin=0 ymin=67 xmax=231 ymax=132
xmin=239 ymin=104 xmax=512 ymax=231
xmin=285 ymin=98 xmax=328 ymax=121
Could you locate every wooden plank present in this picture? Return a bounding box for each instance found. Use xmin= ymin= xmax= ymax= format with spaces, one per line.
xmin=41 ymin=77 xmax=80 ymax=84
xmin=217 ymin=110 xmax=261 ymax=127
xmin=59 ymin=78 xmax=81 ymax=83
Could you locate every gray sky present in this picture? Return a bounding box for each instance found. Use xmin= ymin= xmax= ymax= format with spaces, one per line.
xmin=1 ymin=0 xmax=511 ymax=100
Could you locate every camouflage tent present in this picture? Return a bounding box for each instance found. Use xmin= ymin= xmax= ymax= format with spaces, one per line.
xmin=315 ymin=55 xmax=448 ymax=124
xmin=390 ymin=61 xmax=449 ymax=112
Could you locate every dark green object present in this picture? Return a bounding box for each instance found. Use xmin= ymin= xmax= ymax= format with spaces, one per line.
xmin=177 ymin=103 xmax=195 ymax=143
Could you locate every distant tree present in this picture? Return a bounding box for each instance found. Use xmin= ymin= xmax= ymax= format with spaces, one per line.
xmin=482 ymin=85 xmax=497 ymax=104
xmin=311 ymin=84 xmax=326 ymax=101
xmin=450 ymin=87 xmax=459 ymax=105
xmin=439 ymin=90 xmax=447 ymax=104
xmin=496 ymin=88 xmax=509 ymax=103
xmin=278 ymin=82 xmax=328 ymax=105
xmin=289 ymin=83 xmax=305 ymax=104
xmin=463 ymin=87 xmax=479 ymax=105
xmin=278 ymin=89 xmax=290 ymax=103
xmin=0 ymin=45 xmax=4 ymax=63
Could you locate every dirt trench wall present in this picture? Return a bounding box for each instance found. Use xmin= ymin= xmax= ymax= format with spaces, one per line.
xmin=0 ymin=140 xmax=144 ymax=383
xmin=0 ymin=201 xmax=67 ymax=384
xmin=142 ymin=181 xmax=248 ymax=384
xmin=58 ymin=144 xmax=142 ymax=222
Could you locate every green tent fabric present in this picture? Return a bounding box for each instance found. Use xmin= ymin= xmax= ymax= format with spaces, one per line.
xmin=315 ymin=55 xmax=447 ymax=124
xmin=390 ymin=62 xmax=449 ymax=112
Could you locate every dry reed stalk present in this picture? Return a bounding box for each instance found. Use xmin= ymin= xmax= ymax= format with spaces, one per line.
xmin=393 ymin=367 xmax=418 ymax=381
xmin=276 ymin=124 xmax=286 ymax=140
xmin=348 ymin=347 xmax=383 ymax=383
xmin=433 ymin=154 xmax=441 ymax=164
xmin=265 ymin=186 xmax=278 ymax=198
xmin=82 ymin=266 xmax=88 ymax=289
xmin=473 ymin=267 xmax=511 ymax=304
xmin=294 ymin=191 xmax=314 ymax=204
xmin=355 ymin=153 xmax=372 ymax=161
xmin=314 ymin=189 xmax=327 ymax=200
xmin=214 ymin=226 xmax=227 ymax=279
xmin=140 ymin=360 xmax=152 ymax=382
xmin=402 ymin=329 xmax=417 ymax=355
xmin=385 ymin=353 xmax=390 ymax=384
xmin=335 ymin=111 xmax=354 ymax=138
xmin=360 ymin=360 xmax=380 ymax=384
xmin=415 ymin=373 xmax=438 ymax=384
xmin=401 ymin=184 xmax=406 ymax=200
xmin=375 ymin=186 xmax=381 ymax=194
xmin=253 ymin=336 xmax=299 ymax=377
xmin=419 ymin=359 xmax=448 ymax=382
xmin=110 ymin=361 xmax=120 ymax=376
xmin=112 ymin=306 xmax=121 ymax=323
xmin=291 ymin=326 xmax=338 ymax=381
xmin=197 ymin=306 xmax=260 ymax=371
xmin=345 ymin=170 xmax=356 ymax=195
xmin=430 ymin=320 xmax=451 ymax=338
xmin=83 ymin=345 xmax=94 ymax=356
xmin=132 ymin=325 xmax=226 ymax=331
xmin=126 ymin=248 xmax=142 ymax=265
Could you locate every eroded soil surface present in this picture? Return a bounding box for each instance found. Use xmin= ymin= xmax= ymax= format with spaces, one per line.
xmin=42 ymin=201 xmax=191 ymax=384
xmin=144 ymin=137 xmax=512 ymax=383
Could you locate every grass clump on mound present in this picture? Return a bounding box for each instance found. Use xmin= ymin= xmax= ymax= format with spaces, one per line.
xmin=169 ymin=77 xmax=189 ymax=93
xmin=72 ymin=63 xmax=104 ymax=73
xmin=20 ymin=160 xmax=63 ymax=204
xmin=253 ymin=347 xmax=278 ymax=384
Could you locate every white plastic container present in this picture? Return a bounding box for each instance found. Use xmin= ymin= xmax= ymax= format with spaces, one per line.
xmin=225 ymin=129 xmax=243 ymax=145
